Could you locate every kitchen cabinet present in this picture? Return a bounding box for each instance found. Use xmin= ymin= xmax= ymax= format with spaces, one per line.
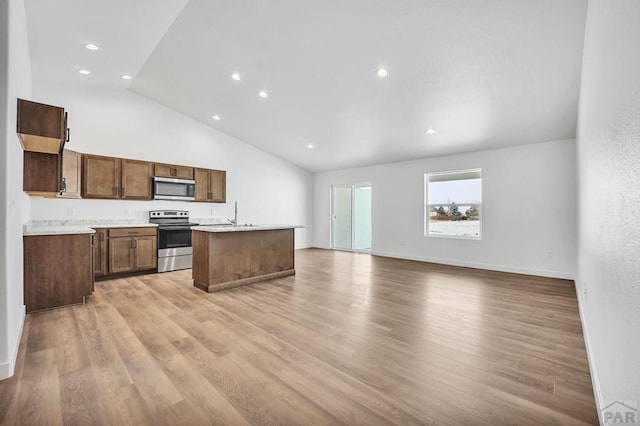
xmin=19 ymin=98 xmax=71 ymax=197
xmin=154 ymin=163 xmax=194 ymax=180
xmin=23 ymin=152 xmax=61 ymax=196
xmin=121 ymin=159 xmax=153 ymax=199
xmin=82 ymin=154 xmax=121 ymax=199
xmin=93 ymin=228 xmax=108 ymax=276
xmin=108 ymin=227 xmax=157 ymax=274
xmin=82 ymin=155 xmax=153 ymax=200
xmin=59 ymin=149 xmax=82 ymax=198
xmin=24 ymin=233 xmax=93 ymax=313
xmin=17 ymin=98 xmax=68 ymax=154
xmin=194 ymin=168 xmax=226 ymax=203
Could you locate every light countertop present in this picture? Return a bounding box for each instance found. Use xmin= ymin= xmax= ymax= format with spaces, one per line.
xmin=23 ymin=220 xmax=158 ymax=236
xmin=192 ymin=224 xmax=303 ymax=233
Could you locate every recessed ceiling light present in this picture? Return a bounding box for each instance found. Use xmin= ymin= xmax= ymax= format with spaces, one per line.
xmin=78 ymin=69 xmax=91 ymax=75
xmin=377 ymin=68 xmax=388 ymax=77
xmin=307 ymin=144 xmax=314 ymax=149
xmin=212 ymin=115 xmax=220 ymax=121
xmin=425 ymin=128 xmax=436 ymax=135
xmin=258 ymin=91 xmax=268 ymax=98
xmin=121 ymin=74 xmax=132 ymax=80
xmin=231 ymin=73 xmax=241 ymax=81
xmin=84 ymin=43 xmax=99 ymax=51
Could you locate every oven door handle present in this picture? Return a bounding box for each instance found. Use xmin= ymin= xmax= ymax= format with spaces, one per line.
xmin=158 ymin=225 xmax=195 ymax=231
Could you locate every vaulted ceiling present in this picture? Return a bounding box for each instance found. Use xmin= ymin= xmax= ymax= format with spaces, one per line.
xmin=25 ymin=0 xmax=587 ymax=172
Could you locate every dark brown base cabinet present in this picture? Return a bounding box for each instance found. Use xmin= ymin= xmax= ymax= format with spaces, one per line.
xmin=24 ymin=234 xmax=94 ymax=313
xmin=103 ymin=227 xmax=157 ymax=276
xmin=94 ymin=228 xmax=108 ymax=276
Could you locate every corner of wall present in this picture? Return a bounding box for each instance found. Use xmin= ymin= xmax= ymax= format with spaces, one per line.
xmin=575 ymin=288 xmax=605 ymax=425
xmin=0 ymin=305 xmax=25 ymax=380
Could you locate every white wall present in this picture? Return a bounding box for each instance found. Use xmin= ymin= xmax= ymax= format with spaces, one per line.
xmin=0 ymin=0 xmax=32 ymax=380
xmin=314 ymin=139 xmax=576 ymax=279
xmin=30 ymin=83 xmax=313 ymax=248
xmin=576 ymin=0 xmax=640 ymax=419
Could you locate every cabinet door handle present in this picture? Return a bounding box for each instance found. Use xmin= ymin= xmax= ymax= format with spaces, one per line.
xmin=60 ymin=177 xmax=67 ymax=194
xmin=91 ymin=234 xmax=95 ymax=246
xmin=171 ymin=168 xmax=177 ymax=176
xmin=66 ymin=127 xmax=70 ymax=142
xmin=133 ymin=239 xmax=137 ymax=248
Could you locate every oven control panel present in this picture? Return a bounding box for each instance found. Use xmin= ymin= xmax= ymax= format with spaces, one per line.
xmin=150 ymin=210 xmax=189 ymax=218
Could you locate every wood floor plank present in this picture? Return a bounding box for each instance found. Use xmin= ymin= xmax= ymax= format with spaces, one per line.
xmin=158 ymin=353 xmax=250 ymax=425
xmin=0 ymin=249 xmax=598 ymax=425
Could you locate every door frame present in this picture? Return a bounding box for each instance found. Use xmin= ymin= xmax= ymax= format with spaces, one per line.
xmin=330 ymin=182 xmax=372 ymax=253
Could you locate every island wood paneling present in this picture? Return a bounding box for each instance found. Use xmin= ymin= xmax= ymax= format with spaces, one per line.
xmin=193 ymin=229 xmax=295 ymax=292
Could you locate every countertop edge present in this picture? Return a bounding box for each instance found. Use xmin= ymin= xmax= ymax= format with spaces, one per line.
xmin=23 ymin=222 xmax=158 ymax=236
xmin=192 ymin=224 xmax=304 ymax=233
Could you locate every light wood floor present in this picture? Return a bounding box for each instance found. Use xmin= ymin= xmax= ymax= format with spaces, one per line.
xmin=0 ymin=249 xmax=598 ymax=425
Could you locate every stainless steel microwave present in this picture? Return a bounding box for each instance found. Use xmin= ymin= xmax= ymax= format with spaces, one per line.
xmin=153 ymin=177 xmax=196 ymax=201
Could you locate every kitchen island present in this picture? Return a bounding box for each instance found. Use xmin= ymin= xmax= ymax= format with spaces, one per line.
xmin=191 ymin=225 xmax=301 ymax=292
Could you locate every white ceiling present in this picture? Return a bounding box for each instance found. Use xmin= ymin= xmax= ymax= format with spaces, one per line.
xmin=25 ymin=0 xmax=587 ymax=172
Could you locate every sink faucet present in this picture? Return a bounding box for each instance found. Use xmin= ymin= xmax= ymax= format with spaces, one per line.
xmin=227 ymin=201 xmax=238 ymax=226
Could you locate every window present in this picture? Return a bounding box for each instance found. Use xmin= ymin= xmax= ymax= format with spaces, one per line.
xmin=425 ymin=168 xmax=482 ymax=238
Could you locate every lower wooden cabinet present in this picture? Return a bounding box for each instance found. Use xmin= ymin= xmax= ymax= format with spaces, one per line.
xmin=24 ymin=233 xmax=94 ymax=313
xmin=102 ymin=227 xmax=157 ymax=276
xmin=93 ymin=228 xmax=108 ymax=276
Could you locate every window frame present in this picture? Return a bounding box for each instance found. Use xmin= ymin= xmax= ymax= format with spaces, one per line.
xmin=424 ymin=168 xmax=482 ymax=240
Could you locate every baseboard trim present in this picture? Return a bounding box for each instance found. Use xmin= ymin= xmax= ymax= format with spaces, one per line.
xmin=576 ymin=289 xmax=604 ymax=425
xmin=370 ymin=250 xmax=575 ymax=280
xmin=0 ymin=304 xmax=26 ymax=380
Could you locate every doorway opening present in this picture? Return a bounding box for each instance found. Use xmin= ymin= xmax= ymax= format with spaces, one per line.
xmin=331 ymin=184 xmax=371 ymax=252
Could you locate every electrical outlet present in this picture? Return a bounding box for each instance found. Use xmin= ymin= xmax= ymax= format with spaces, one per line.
xmin=583 ymin=282 xmax=588 ymax=299
xmin=67 ymin=208 xmax=76 ymax=216
xmin=546 ymin=251 xmax=552 ymax=259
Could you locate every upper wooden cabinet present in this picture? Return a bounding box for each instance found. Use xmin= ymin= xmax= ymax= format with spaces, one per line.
xmin=194 ymin=168 xmax=226 ymax=203
xmin=82 ymin=155 xmax=153 ymax=200
xmin=154 ymin=163 xmax=194 ymax=180
xmin=59 ymin=149 xmax=82 ymax=199
xmin=19 ymin=99 xmax=70 ymax=197
xmin=122 ymin=159 xmax=153 ymax=200
xmin=82 ymin=154 xmax=121 ymax=199
xmin=17 ymin=98 xmax=68 ymax=154
xmin=23 ymin=152 xmax=61 ymax=196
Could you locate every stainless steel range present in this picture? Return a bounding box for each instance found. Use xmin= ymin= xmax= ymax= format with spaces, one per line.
xmin=149 ymin=210 xmax=199 ymax=272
